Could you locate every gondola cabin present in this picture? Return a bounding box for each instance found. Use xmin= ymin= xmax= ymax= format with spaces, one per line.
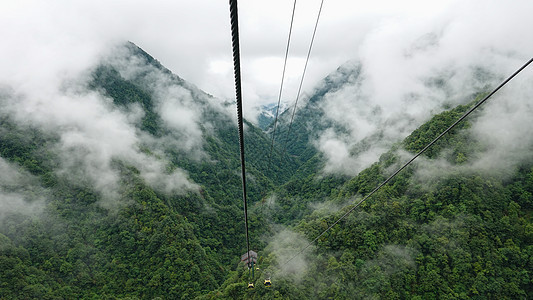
xmin=264 ymin=279 xmax=272 ymax=287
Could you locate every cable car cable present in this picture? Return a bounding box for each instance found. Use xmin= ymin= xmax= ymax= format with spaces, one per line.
xmin=279 ymin=56 xmax=533 ymax=270
xmin=228 ymin=0 xmax=254 ymax=281
xmin=268 ymin=0 xmax=298 ymax=163
xmin=281 ymin=0 xmax=325 ymax=159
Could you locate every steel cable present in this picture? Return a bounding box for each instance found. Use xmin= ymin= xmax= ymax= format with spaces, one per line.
xmin=228 ymin=0 xmax=252 ymax=276
xmin=268 ymin=0 xmax=298 ymax=163
xmin=282 ymin=0 xmax=325 ymax=159
xmin=279 ymin=57 xmax=533 ymax=271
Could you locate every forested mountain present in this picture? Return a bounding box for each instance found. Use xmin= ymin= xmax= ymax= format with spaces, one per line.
xmin=210 ymin=97 xmax=533 ymax=299
xmin=256 ymin=103 xmax=289 ymax=131
xmin=0 ymin=42 xmax=302 ymax=298
xmin=0 ymin=43 xmax=531 ymax=299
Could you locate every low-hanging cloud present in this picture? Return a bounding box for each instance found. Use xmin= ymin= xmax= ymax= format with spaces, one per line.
xmin=0 ymin=158 xmax=47 ymax=224
xmin=407 ymin=72 xmax=533 ymax=185
xmin=1 ymin=0 xmax=532 ymax=200
xmin=103 ymin=45 xmax=212 ymax=155
xmin=3 ymin=86 xmax=199 ymax=206
xmin=469 ymin=76 xmax=533 ymax=173
xmin=312 ymin=0 xmax=533 ymax=176
xmin=0 ymin=41 xmax=210 ymax=208
xmin=0 ymin=1 xmax=247 ymax=209
xmin=266 ymin=227 xmax=315 ymax=283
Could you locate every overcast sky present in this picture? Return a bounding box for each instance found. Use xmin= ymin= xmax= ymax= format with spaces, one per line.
xmin=1 ymin=0 xmax=532 ymax=119
xmin=0 ymin=0 xmax=532 ymax=202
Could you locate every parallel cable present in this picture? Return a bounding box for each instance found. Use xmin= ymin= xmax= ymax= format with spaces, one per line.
xmin=228 ymin=0 xmax=253 ymax=278
xmin=268 ymin=0 xmax=298 ymax=162
xmin=282 ymin=0 xmax=325 ymax=158
xmin=279 ymin=57 xmax=533 ymax=269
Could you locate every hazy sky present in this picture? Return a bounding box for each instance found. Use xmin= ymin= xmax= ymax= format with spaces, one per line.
xmin=5 ymin=0 xmax=531 ymax=118
xmin=0 ymin=0 xmax=532 ymax=213
xmin=1 ymin=1 xmax=532 ymax=170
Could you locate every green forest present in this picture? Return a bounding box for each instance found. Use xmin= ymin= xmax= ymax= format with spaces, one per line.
xmin=0 ymin=43 xmax=531 ymax=299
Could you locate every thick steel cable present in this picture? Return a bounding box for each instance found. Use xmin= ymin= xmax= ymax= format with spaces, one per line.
xmin=268 ymin=0 xmax=298 ymax=162
xmin=228 ymin=0 xmax=252 ymax=274
xmin=279 ymin=57 xmax=533 ymax=269
xmin=282 ymin=0 xmax=325 ymax=158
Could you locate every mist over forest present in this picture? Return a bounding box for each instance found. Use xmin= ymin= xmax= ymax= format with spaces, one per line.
xmin=1 ymin=0 xmax=533 ymax=298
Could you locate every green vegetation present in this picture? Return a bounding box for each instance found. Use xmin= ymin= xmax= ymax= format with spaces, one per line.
xmin=0 ymin=45 xmax=530 ymax=299
xmin=0 ymin=44 xmax=302 ymax=299
xmin=208 ymin=98 xmax=532 ymax=299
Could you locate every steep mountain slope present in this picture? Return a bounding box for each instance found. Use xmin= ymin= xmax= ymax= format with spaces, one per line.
xmin=0 ymin=42 xmax=302 ymax=298
xmin=209 ymin=96 xmax=533 ymax=299
xmin=268 ymin=59 xmax=492 ymax=181
xmin=0 ymin=42 xmax=531 ymax=299
xmin=266 ymin=63 xmax=361 ymax=168
xmin=256 ymin=103 xmax=288 ymax=131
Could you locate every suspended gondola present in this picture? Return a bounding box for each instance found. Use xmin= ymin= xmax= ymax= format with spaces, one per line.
xmin=264 ymin=278 xmax=272 ymax=287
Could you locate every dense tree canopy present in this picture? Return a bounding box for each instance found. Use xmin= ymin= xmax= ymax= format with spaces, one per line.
xmin=0 ymin=44 xmax=531 ymax=299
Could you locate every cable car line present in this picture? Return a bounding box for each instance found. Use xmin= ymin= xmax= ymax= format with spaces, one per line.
xmin=268 ymin=0 xmax=298 ymax=163
xmin=230 ymin=0 xmax=531 ymax=286
xmin=279 ymin=57 xmax=533 ymax=270
xmin=228 ymin=0 xmax=254 ymax=284
xmin=282 ymin=0 xmax=325 ymax=159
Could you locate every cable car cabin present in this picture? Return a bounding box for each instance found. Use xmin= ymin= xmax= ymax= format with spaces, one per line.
xmin=264 ymin=279 xmax=272 ymax=287
xmin=248 ymin=282 xmax=255 ymax=289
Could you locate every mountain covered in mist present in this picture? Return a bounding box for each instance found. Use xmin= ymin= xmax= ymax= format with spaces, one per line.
xmin=0 ymin=42 xmax=303 ymax=298
xmin=256 ymin=103 xmax=289 ymax=131
xmin=0 ymin=42 xmax=531 ymax=299
xmin=213 ymin=94 xmax=532 ymax=299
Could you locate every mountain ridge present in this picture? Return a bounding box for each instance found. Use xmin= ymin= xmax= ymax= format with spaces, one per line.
xmin=0 ymin=42 xmax=531 ymax=299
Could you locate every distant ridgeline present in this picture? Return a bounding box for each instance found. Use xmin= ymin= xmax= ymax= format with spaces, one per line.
xmin=0 ymin=43 xmax=531 ymax=299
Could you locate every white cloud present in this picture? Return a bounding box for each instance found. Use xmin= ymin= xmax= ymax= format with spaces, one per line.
xmin=0 ymin=42 xmax=205 ymax=208
xmin=0 ymin=158 xmax=46 ymax=223
xmin=391 ymin=67 xmax=533 ymax=185
xmin=0 ymin=0 xmax=532 ymax=183
xmin=312 ymin=0 xmax=533 ymax=176
xmin=468 ymin=72 xmax=533 ymax=174
xmin=9 ymin=0 xmax=528 ymax=123
xmin=266 ymin=228 xmax=315 ymax=283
